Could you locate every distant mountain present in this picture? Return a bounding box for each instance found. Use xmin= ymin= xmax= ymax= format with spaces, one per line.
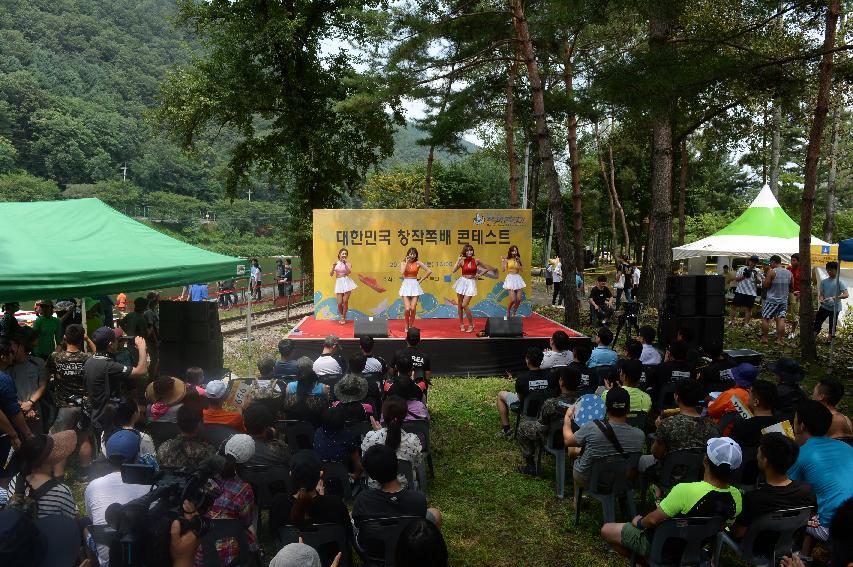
xmin=385 ymin=122 xmax=479 ymax=167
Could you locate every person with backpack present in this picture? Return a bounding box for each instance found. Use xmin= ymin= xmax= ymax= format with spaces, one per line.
xmin=8 ymin=431 xmax=77 ymax=519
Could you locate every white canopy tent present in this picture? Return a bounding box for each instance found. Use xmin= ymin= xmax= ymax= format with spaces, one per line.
xmin=673 ymin=185 xmax=829 ymax=264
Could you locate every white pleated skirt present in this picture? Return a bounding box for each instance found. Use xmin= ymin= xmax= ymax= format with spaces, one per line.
xmin=453 ymin=276 xmax=478 ymax=297
xmin=334 ymin=276 xmax=357 ymax=294
xmin=503 ymin=273 xmax=526 ymax=290
xmin=399 ymin=278 xmax=424 ymax=297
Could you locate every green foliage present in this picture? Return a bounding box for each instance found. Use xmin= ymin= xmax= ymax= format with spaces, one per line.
xmin=0 ymin=136 xmax=15 ymax=173
xmin=0 ymin=171 xmax=60 ymax=201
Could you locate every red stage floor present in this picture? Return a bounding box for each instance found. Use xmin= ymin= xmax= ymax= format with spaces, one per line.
xmin=289 ymin=312 xmax=580 ymax=340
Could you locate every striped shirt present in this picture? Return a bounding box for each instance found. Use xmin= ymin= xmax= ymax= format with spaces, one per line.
xmin=8 ymin=475 xmax=78 ymax=519
xmin=735 ymin=266 xmax=763 ymax=297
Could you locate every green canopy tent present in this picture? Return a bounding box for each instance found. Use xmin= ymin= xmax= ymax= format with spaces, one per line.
xmin=0 ymin=198 xmax=242 ymax=303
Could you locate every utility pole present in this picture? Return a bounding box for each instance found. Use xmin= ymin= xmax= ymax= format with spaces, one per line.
xmin=120 ymin=164 xmax=127 ymax=181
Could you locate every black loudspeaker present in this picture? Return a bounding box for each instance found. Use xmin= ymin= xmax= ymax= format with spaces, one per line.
xmin=160 ymin=339 xmax=224 ymax=378
xmin=354 ymin=317 xmax=389 ymax=339
xmin=665 ymin=276 xmax=726 ymax=317
xmin=724 ymin=349 xmax=764 ymax=366
xmin=659 ymin=315 xmax=724 ymax=353
xmin=159 ymin=301 xmax=220 ymax=342
xmin=485 ymin=316 xmax=523 ymax=337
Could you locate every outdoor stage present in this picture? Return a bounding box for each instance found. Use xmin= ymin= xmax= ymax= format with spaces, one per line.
xmin=286 ymin=312 xmax=590 ymax=376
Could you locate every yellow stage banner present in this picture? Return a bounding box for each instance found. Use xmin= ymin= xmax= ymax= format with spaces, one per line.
xmin=313 ymin=209 xmax=533 ymax=320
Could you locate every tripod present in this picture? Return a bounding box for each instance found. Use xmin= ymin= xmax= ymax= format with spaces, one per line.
xmin=613 ymin=301 xmax=642 ymax=346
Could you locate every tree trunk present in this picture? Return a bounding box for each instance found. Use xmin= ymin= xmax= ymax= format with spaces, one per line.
xmin=608 ymin=118 xmax=630 ymax=256
xmin=506 ymin=54 xmax=520 ymax=207
xmin=528 ymin=153 xmax=540 ymax=209
xmin=823 ymin=101 xmax=841 ymax=241
xmin=800 ymin=0 xmax=841 ymax=362
xmin=510 ymin=0 xmax=577 ymax=326
xmin=562 ymin=35 xmax=584 ymax=272
xmin=677 ymin=139 xmax=688 ymax=246
xmin=424 ymin=145 xmax=436 ymax=205
xmin=769 ymin=101 xmax=781 ymax=196
xmin=594 ymin=121 xmax=619 ymax=261
xmin=641 ymin=11 xmax=676 ymax=309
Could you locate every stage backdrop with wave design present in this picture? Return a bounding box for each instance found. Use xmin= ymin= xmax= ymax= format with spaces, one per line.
xmin=313 ymin=209 xmax=533 ymax=320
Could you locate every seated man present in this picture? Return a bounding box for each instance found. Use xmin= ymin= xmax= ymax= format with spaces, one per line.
xmin=517 ymin=366 xmax=580 ymax=475
xmin=157 ymin=403 xmax=214 ymax=469
xmin=497 ymin=347 xmax=554 ymax=438
xmin=570 ymin=343 xmax=593 ymax=391
xmin=313 ymin=335 xmax=344 ymax=376
xmin=648 ymin=340 xmax=696 ymax=401
xmin=731 ymin=433 xmax=816 ymax=553
xmin=587 ymin=327 xmax=618 ymax=368
xmin=85 ymin=430 xmax=153 ymax=567
xmin=640 ymin=380 xmax=718 ymax=480
xmin=604 ymin=359 xmax=651 ymax=416
xmin=563 ymin=386 xmax=645 ymax=507
xmin=394 ymin=327 xmax=431 ymax=384
xmin=788 ymin=400 xmax=853 ymax=550
xmin=588 ymin=275 xmax=615 ymax=325
xmin=638 ymin=326 xmax=661 ymax=366
xmin=810 ymin=377 xmax=853 ymax=439
xmin=541 ymin=330 xmax=573 ymax=369
xmin=675 ymin=326 xmax=701 ymax=368
xmin=203 ymin=379 xmax=245 ymax=431
xmin=697 ymin=343 xmax=737 ymax=395
xmin=273 ymin=339 xmax=298 ymax=379
xmin=602 ymin=437 xmax=743 ymax=561
xmin=768 ymin=357 xmax=807 ymax=417
xmin=359 ymin=336 xmax=388 ymax=375
xmin=353 ymin=444 xmax=441 ymax=555
xmin=730 ymin=380 xmax=780 ymax=448
xmin=708 ymin=363 xmax=757 ymax=424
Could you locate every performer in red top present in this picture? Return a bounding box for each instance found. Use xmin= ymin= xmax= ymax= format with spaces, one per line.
xmin=329 ymin=248 xmax=357 ymax=325
xmin=451 ymin=244 xmax=494 ymax=333
xmin=399 ymin=247 xmax=433 ymax=329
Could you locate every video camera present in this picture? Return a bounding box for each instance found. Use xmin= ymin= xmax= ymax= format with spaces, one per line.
xmin=104 ymin=455 xmax=225 ymax=567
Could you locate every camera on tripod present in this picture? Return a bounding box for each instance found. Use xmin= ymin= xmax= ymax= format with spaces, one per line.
xmin=104 ymin=456 xmax=225 ymax=566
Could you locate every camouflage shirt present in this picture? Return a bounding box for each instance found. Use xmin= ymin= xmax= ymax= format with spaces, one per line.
xmin=656 ymin=413 xmax=718 ymax=451
xmin=157 ymin=436 xmax=215 ymax=470
xmin=48 ymin=350 xmax=90 ymax=406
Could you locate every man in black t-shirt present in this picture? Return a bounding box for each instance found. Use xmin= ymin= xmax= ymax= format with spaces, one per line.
xmin=730 ymin=380 xmax=781 ymax=448
xmin=570 ymin=343 xmax=594 ymax=391
xmin=588 ymin=276 xmax=615 ymax=324
xmin=697 ymin=344 xmax=737 ymax=395
xmin=648 ymin=340 xmax=696 ymax=402
xmin=496 ymin=347 xmax=556 ymax=437
xmin=353 ymin=445 xmax=441 ymax=556
xmin=731 ymin=433 xmax=816 ymax=554
xmin=394 ymin=327 xmax=431 ymax=383
xmin=83 ymin=327 xmax=148 ymax=435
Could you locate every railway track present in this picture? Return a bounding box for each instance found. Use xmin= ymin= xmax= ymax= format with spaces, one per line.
xmin=220 ymin=300 xmax=313 ymax=336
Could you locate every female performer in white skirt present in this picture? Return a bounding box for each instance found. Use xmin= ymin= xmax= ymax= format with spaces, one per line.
xmin=501 ymin=244 xmax=526 ymax=318
xmin=330 ymin=248 xmax=357 ymax=324
xmin=399 ymin=247 xmax=433 ymax=329
xmin=451 ymin=244 xmax=495 ymax=333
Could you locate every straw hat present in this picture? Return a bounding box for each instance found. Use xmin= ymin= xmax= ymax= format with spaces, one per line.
xmin=145 ymin=376 xmax=188 ymax=406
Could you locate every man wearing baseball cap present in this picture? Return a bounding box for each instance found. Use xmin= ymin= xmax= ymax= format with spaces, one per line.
xmin=731 ymin=256 xmax=763 ymax=325
xmin=602 ymin=436 xmax=743 ymax=560
xmin=202 ymin=379 xmax=245 ymax=431
xmin=82 ymin=327 xmax=147 ymax=445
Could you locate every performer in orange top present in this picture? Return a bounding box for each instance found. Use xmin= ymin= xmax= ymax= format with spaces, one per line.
xmin=501 ymin=244 xmax=526 ymax=318
xmin=398 ymin=247 xmax=433 ymax=329
xmin=329 ymin=248 xmax=357 ymax=325
xmin=451 ymin=244 xmax=495 ymax=333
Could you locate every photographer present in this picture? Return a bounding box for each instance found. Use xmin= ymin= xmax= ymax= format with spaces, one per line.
xmin=730 ymin=255 xmax=763 ymax=325
xmin=47 ymin=323 xmax=96 ymax=477
xmin=83 ymin=327 xmax=148 ymax=445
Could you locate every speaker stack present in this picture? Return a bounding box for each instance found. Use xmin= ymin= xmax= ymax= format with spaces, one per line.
xmin=158 ymin=300 xmax=224 ymax=378
xmin=658 ymin=275 xmax=725 ymax=352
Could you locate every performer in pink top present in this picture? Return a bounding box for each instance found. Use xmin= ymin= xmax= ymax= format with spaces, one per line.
xmin=451 ymin=244 xmax=494 ymax=333
xmin=329 ymin=248 xmax=357 ymax=324
xmin=399 ymin=247 xmax=433 ymax=329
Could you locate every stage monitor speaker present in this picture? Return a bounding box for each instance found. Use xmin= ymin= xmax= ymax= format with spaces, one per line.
xmin=485 ymin=316 xmax=523 ymax=337
xmin=354 ymin=317 xmax=389 ymax=339
xmin=724 ymin=349 xmax=763 ymax=366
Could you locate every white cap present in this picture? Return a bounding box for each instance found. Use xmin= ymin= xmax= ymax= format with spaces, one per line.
xmin=205 ymin=380 xmax=227 ymax=399
xmin=269 ymin=543 xmax=321 ymax=567
xmin=707 ymin=436 xmax=742 ymax=469
xmin=224 ymin=434 xmax=255 ymax=464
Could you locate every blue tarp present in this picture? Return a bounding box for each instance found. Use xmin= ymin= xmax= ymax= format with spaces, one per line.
xmin=839 ymin=239 xmax=853 ymax=262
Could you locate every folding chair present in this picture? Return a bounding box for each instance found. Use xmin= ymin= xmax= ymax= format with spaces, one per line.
xmin=512 ymin=389 xmax=555 ymax=438
xmin=656 ymin=383 xmax=678 ymax=412
xmin=641 ymin=448 xmax=705 ymax=511
xmin=626 ymin=411 xmax=649 ymax=432
xmin=147 ymin=420 xmax=181 ymax=448
xmin=535 ymin=421 xmax=567 ymax=498
xmin=401 ymin=419 xmax=434 ymax=480
xmin=200 ymin=519 xmax=256 ymax=567
xmin=717 ymin=412 xmax=744 ymax=436
xmin=278 ymin=523 xmax=351 ymax=567
xmin=199 ymin=424 xmax=239 ymax=448
xmin=574 ymin=452 xmax=640 ymax=525
xmin=396 ymin=459 xmax=417 ymax=490
xmin=34 ymin=515 xmax=81 ymax=567
xmin=355 ymin=516 xmax=421 ymax=567
xmin=716 ymin=507 xmax=812 ymax=567
xmin=320 ymin=373 xmax=344 ymax=397
xmin=239 ymin=464 xmax=290 ymax=532
xmin=631 ymin=516 xmax=724 ymax=567
xmin=322 ymin=460 xmax=353 ymax=503
xmin=731 ymin=445 xmax=761 ymax=491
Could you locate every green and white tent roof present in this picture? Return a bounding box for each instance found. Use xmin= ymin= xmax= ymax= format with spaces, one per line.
xmin=673 ymin=184 xmax=829 ymax=261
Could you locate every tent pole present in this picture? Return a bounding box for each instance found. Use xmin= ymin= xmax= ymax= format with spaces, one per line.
xmin=81 ymin=298 xmax=87 ymax=352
